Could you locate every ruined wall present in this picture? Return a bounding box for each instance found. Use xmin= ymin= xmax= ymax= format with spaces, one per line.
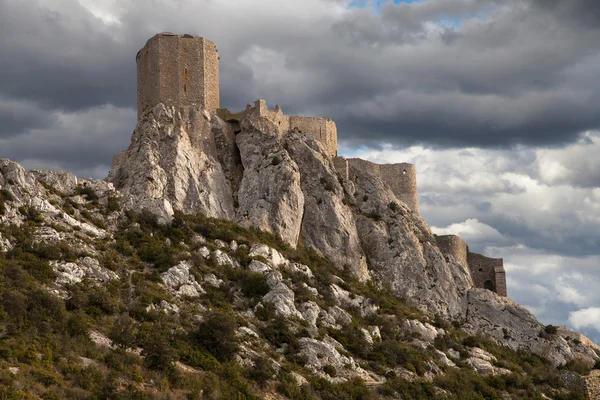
xmin=379 ymin=163 xmax=419 ymax=213
xmin=137 ymin=33 xmax=219 ymax=119
xmin=289 ymin=116 xmax=337 ymax=158
xmin=435 ymin=235 xmax=468 ymax=267
xmin=584 ymin=370 xmax=600 ymax=400
xmin=467 ymin=252 xmax=507 ymax=296
xmin=217 ymin=100 xmax=338 ymax=158
xmin=347 ymin=159 xmax=419 ymax=213
xmin=333 ymin=156 xmax=349 ymax=180
xmin=347 ymin=158 xmax=381 ymax=178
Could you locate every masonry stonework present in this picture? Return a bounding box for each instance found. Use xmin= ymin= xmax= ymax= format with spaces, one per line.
xmin=584 ymin=370 xmax=600 ymax=400
xmin=345 ymin=158 xmax=419 ymax=213
xmin=435 ymin=235 xmax=468 ymax=267
xmin=467 ymin=252 xmax=507 ymax=297
xmin=136 ymin=32 xmax=219 ymax=119
xmin=379 ymin=163 xmax=418 ymax=213
xmin=434 ymin=234 xmax=507 ymax=297
xmin=217 ymin=100 xmax=338 ymax=158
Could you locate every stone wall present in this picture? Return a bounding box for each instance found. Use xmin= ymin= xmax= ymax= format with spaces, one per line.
xmin=584 ymin=370 xmax=600 ymax=400
xmin=136 ymin=32 xmax=219 ymax=119
xmin=379 ymin=163 xmax=418 ymax=213
xmin=346 ymin=159 xmax=419 ymax=213
xmin=333 ymin=156 xmax=349 ymax=180
xmin=435 ymin=235 xmax=468 ymax=267
xmin=467 ymin=252 xmax=507 ymax=297
xmin=217 ymin=100 xmax=338 ymax=158
xmin=289 ymin=116 xmax=337 ymax=158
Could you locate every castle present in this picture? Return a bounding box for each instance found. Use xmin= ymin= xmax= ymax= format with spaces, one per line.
xmin=136 ymin=32 xmax=507 ymax=297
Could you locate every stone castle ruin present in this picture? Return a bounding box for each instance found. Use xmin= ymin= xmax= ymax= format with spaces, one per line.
xmin=135 ymin=32 xmax=507 ymax=297
xmin=435 ymin=235 xmax=507 ymax=296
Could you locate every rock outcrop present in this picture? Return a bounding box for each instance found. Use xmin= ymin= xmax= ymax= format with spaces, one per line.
xmin=109 ymin=106 xmax=472 ymax=318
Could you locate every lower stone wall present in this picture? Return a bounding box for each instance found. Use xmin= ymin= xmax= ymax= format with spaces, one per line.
xmin=584 ymin=371 xmax=600 ymax=400
xmin=467 ymin=252 xmax=507 ymax=296
xmin=333 ymin=156 xmax=349 ymax=180
xmin=379 ymin=163 xmax=418 ymax=213
xmin=435 ymin=235 xmax=468 ymax=267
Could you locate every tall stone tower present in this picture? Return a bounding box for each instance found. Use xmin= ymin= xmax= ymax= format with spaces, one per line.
xmin=136 ymin=32 xmax=220 ymax=119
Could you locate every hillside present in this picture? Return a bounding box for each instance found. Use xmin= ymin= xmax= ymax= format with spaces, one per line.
xmin=0 ymin=102 xmax=599 ymax=398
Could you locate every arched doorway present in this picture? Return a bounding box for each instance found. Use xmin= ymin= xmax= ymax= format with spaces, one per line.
xmin=484 ymin=280 xmax=494 ymax=291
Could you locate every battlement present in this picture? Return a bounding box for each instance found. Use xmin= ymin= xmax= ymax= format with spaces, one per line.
xmin=136 ymin=32 xmax=219 ymax=119
xmin=217 ymin=100 xmax=338 ymax=158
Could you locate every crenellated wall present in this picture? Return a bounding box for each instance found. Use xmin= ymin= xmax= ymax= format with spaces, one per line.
xmin=217 ymin=100 xmax=338 ymax=158
xmin=136 ymin=32 xmax=219 ymax=119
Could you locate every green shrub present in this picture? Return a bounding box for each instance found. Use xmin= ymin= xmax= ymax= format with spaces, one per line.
xmin=323 ymin=365 xmax=337 ymax=377
xmin=195 ymin=312 xmax=239 ymax=362
xmin=141 ymin=323 xmax=176 ymax=371
xmin=75 ymin=185 xmax=98 ymax=202
xmin=246 ymin=356 xmax=275 ymax=387
xmin=544 ymin=324 xmax=559 ymax=335
xmin=241 ymin=271 xmax=270 ymax=298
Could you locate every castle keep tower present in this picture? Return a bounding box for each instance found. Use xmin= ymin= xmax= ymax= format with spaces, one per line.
xmin=136 ymin=32 xmax=220 ymax=119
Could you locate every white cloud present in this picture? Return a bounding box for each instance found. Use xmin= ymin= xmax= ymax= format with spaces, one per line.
xmin=432 ymin=218 xmax=505 ymax=243
xmin=569 ymin=308 xmax=600 ymax=332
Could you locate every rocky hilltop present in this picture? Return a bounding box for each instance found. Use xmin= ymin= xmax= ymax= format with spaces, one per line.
xmin=1 ymin=103 xmax=599 ymax=398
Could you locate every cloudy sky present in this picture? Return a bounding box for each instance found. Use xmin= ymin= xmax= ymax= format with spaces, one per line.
xmin=1 ymin=0 xmax=600 ymax=341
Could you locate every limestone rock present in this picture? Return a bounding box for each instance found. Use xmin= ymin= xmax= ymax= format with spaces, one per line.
xmin=434 ymin=349 xmax=456 ymax=367
xmin=52 ymin=257 xmax=118 ymax=286
xmin=31 ymin=169 xmax=78 ymax=195
xmin=284 ymin=133 xmax=369 ymax=280
xmin=109 ymin=104 xmax=235 ymax=222
xmin=211 ymin=249 xmax=238 ymax=268
xmin=161 ymin=261 xmax=204 ymax=297
xmin=299 ymin=337 xmax=376 ymax=383
xmin=261 ymin=281 xmax=303 ymax=320
xmin=464 ymin=289 xmax=598 ymax=366
xmin=236 ymin=117 xmax=304 ymax=247
xmin=299 ymin=301 xmax=321 ymax=326
xmin=0 ymin=232 xmax=12 ymax=252
xmin=147 ymin=300 xmax=180 ymax=315
xmin=403 ymin=319 xmax=445 ymax=343
xmin=249 ymin=244 xmax=287 ymax=268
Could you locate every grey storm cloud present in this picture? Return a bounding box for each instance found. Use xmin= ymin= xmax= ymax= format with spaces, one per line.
xmin=0 ymin=0 xmax=599 ymax=166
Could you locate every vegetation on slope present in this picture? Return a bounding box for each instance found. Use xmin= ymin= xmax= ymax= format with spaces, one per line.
xmin=0 ymin=182 xmax=594 ymax=399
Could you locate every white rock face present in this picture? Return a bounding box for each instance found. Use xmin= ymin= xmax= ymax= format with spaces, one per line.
xmin=262 ymin=281 xmax=303 ymax=320
xmin=211 ymin=249 xmax=238 ymax=268
xmin=249 ymin=244 xmax=288 ymax=268
xmin=299 ymin=337 xmax=377 ymax=383
xmin=52 ymin=257 xmax=118 ymax=286
xmin=464 ymin=289 xmax=598 ymax=366
xmin=147 ymin=300 xmax=180 ymax=315
xmin=403 ymin=320 xmax=445 ymax=343
xmin=236 ymin=117 xmax=304 ymax=248
xmin=109 ymin=104 xmax=235 ymax=222
xmin=161 ymin=261 xmax=204 ymax=297
xmin=284 ymin=133 xmax=370 ymax=279
xmin=465 ymin=347 xmax=511 ymax=376
xmin=31 ymin=169 xmax=78 ymax=195
xmin=0 ymin=232 xmax=12 ymax=252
